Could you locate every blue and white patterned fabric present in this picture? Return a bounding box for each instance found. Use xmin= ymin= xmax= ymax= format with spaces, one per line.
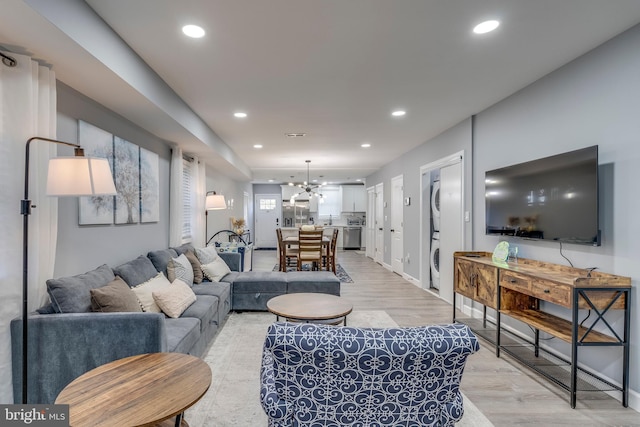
xmin=260 ymin=322 xmax=479 ymax=427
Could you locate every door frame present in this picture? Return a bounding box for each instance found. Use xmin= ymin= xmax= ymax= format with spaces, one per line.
xmin=254 ymin=193 xmax=282 ymax=249
xmin=390 ymin=174 xmax=404 ymax=275
xmin=419 ymin=151 xmax=465 ymax=298
xmin=374 ymin=182 xmax=384 ymax=265
xmin=366 ymin=186 xmax=376 ymax=259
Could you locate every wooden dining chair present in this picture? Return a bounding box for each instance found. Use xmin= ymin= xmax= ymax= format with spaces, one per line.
xmin=297 ymin=229 xmax=324 ymax=271
xmin=326 ymin=228 xmax=339 ymax=274
xmin=276 ymin=228 xmax=298 ymax=271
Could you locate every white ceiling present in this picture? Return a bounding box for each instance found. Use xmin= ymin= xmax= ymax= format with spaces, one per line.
xmin=3 ymin=0 xmax=640 ymax=184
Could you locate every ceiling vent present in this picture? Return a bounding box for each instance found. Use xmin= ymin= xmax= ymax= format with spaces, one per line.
xmin=285 ymin=133 xmax=306 ymax=138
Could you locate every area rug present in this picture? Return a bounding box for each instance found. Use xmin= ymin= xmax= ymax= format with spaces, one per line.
xmin=185 ymin=311 xmax=494 ymax=427
xmin=272 ymin=263 xmax=354 ymax=283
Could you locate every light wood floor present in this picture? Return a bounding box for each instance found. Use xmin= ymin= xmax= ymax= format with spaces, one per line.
xmin=252 ymin=249 xmax=640 ymax=426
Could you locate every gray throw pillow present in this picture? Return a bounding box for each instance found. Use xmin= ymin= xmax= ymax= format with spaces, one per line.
xmin=46 ymin=264 xmax=115 ymax=313
xmin=90 ymin=276 xmax=143 ymax=313
xmin=113 ymin=255 xmax=159 ymax=287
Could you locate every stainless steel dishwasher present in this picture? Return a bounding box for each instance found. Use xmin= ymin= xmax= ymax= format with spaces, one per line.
xmin=343 ymin=227 xmax=362 ymax=249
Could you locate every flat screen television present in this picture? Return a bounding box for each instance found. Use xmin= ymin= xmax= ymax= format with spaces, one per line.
xmin=485 ymin=145 xmax=600 ymax=246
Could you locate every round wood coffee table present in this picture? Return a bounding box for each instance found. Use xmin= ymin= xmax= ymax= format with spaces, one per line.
xmin=55 ymin=352 xmax=211 ymax=427
xmin=267 ymin=293 xmax=353 ymax=325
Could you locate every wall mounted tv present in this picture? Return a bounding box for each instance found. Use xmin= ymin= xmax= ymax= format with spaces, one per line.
xmin=485 ymin=145 xmax=600 ymax=246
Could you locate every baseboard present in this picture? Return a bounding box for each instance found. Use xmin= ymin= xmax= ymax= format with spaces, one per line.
xmin=403 ymin=273 xmax=421 ymax=288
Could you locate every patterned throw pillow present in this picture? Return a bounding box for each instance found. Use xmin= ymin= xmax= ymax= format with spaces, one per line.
xmin=167 ymin=254 xmax=194 ymax=285
xmin=195 ymin=246 xmax=220 ymax=265
xmin=131 ymin=272 xmax=172 ymax=313
xmin=152 ymin=279 xmax=197 ymax=318
xmin=184 ymin=250 xmax=204 ymax=284
xmin=201 ymin=256 xmax=231 ymax=282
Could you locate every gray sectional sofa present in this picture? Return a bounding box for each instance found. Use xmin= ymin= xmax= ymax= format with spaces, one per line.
xmin=10 ymin=244 xmax=340 ymax=404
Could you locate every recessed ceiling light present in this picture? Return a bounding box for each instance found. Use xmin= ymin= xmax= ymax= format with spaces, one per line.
xmin=361 ymin=143 xmax=371 ymax=148
xmin=473 ymin=20 xmax=500 ymax=34
xmin=285 ymin=133 xmax=307 ymax=137
xmin=253 ymin=144 xmax=262 ymax=149
xmin=234 ymin=112 xmax=247 ymax=118
xmin=268 ymin=179 xmax=274 ymax=183
xmin=182 ymin=25 xmax=205 ymax=38
xmin=391 ymin=110 xmax=406 ymax=117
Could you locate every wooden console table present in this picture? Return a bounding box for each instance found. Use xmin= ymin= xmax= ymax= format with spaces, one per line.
xmin=453 ymin=251 xmax=631 ymax=408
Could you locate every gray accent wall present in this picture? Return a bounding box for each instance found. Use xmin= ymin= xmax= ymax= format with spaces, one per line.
xmin=366 ymin=118 xmax=473 ymax=279
xmin=368 ymin=23 xmax=640 ymax=404
xmin=54 ymin=83 xmax=171 ymax=277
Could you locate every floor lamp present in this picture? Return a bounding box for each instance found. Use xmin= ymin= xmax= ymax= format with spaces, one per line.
xmin=21 ymin=136 xmax=116 ymax=404
xmin=205 ymin=191 xmax=227 ymax=245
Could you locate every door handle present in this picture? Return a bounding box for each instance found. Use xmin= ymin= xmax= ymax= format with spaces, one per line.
xmin=378 ymin=228 xmax=383 ymax=231
xmin=390 ymin=229 xmax=395 ymax=232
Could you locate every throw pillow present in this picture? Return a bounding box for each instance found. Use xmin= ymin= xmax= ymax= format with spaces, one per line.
xmin=201 ymin=256 xmax=231 ymax=282
xmin=90 ymin=276 xmax=143 ymax=313
xmin=46 ymin=264 xmax=115 ymax=313
xmin=167 ymin=254 xmax=194 ymax=285
xmin=152 ymin=279 xmax=197 ymax=318
xmin=195 ymin=246 xmax=220 ymax=265
xmin=184 ymin=249 xmax=204 ymax=284
xmin=131 ymin=272 xmax=172 ymax=313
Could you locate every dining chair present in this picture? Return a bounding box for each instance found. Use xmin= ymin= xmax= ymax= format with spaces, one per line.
xmin=276 ymin=228 xmax=298 ymax=271
xmin=297 ymin=229 xmax=324 ymax=271
xmin=326 ymin=228 xmax=339 ymax=274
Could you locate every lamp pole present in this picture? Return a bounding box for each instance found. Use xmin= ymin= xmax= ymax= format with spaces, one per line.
xmin=21 ymin=137 xmax=116 ymax=404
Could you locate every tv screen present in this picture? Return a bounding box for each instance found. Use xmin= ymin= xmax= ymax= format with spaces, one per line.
xmin=485 ymin=145 xmax=600 ymax=246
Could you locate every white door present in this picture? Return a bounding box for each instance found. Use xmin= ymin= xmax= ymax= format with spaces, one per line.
xmin=391 ymin=175 xmax=404 ymax=275
xmin=366 ymin=186 xmax=376 ymax=259
xmin=439 ymin=162 xmax=463 ymax=304
xmin=255 ymin=194 xmax=281 ymax=248
xmin=374 ymin=183 xmax=384 ymax=265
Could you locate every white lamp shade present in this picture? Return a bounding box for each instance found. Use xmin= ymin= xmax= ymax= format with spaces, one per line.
xmin=206 ymin=193 xmax=227 ymax=210
xmin=46 ymin=157 xmax=117 ymax=196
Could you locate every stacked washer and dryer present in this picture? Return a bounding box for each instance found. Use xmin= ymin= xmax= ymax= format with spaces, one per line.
xmin=430 ymin=172 xmax=441 ymax=289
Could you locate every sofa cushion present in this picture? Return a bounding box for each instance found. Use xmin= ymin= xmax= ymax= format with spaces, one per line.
xmin=286 ymin=271 xmax=340 ymax=295
xmin=46 ymin=264 xmax=115 ymax=313
xmin=172 ymin=243 xmax=195 ymax=256
xmin=201 ymin=257 xmax=231 ymax=282
xmin=153 ymin=279 xmax=197 ymax=318
xmin=164 ymin=317 xmax=201 ymax=354
xmin=167 ymin=254 xmax=194 ymax=285
xmin=181 ymin=295 xmax=219 ymax=332
xmin=131 ymin=272 xmax=172 ymax=313
xmin=147 ymin=248 xmax=179 ymax=276
xmin=230 ymin=271 xmax=287 ymax=293
xmin=90 ymin=276 xmax=143 ymax=313
xmin=184 ymin=250 xmax=204 ymax=284
xmin=113 ymin=255 xmax=159 ymax=287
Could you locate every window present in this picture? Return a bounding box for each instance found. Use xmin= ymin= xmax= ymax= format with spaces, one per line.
xmin=259 ymin=198 xmax=276 ymax=210
xmin=318 ymin=186 xmax=341 ymax=219
xmin=181 ymin=157 xmax=194 ymax=242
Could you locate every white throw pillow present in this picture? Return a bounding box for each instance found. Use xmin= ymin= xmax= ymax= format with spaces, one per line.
xmin=167 ymin=254 xmax=194 ymax=285
xmin=201 ymin=256 xmax=231 ymax=282
xmin=195 ymin=246 xmax=221 ymax=265
xmin=153 ymin=279 xmax=197 ymax=318
xmin=131 ymin=272 xmax=171 ymax=313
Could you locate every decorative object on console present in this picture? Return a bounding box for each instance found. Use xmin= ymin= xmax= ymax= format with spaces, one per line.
xmin=21 ymin=136 xmax=116 ymax=404
xmin=491 ymin=241 xmax=509 ymax=263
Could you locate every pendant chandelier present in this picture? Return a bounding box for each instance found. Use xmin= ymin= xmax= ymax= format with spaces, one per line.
xmin=290 ymin=160 xmax=324 ymax=203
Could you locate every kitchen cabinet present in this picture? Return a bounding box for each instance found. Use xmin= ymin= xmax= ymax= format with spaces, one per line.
xmin=341 ymin=185 xmax=366 ymax=212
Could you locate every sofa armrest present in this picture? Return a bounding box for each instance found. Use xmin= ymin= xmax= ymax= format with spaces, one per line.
xmin=11 ymin=311 xmax=167 ymax=404
xmin=260 ymin=348 xmax=292 ymax=427
xmin=219 ymin=251 xmax=242 ymax=272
